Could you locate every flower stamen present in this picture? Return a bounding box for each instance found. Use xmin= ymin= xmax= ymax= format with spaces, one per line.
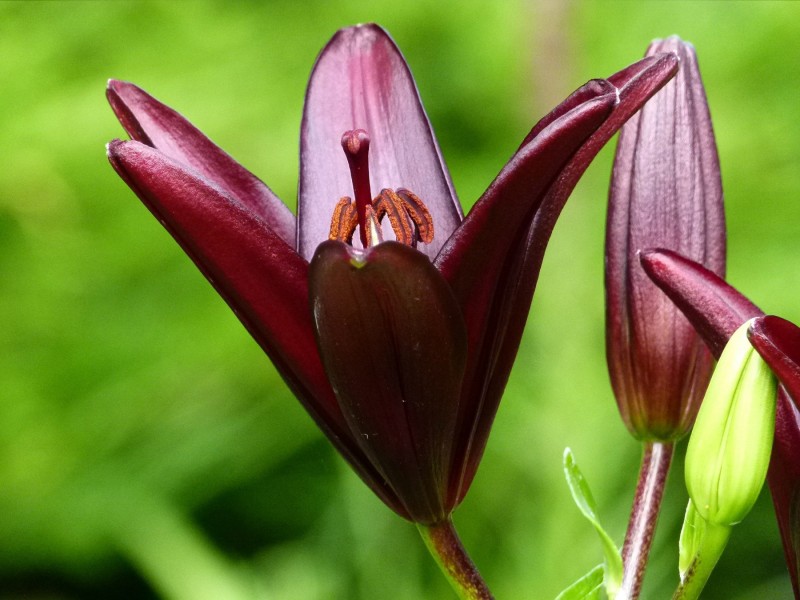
xmin=329 ymin=196 xmax=358 ymax=244
xmin=374 ymin=189 xmax=414 ymax=246
xmin=396 ymin=188 xmax=434 ymax=244
xmin=330 ymin=130 xmax=434 ymax=249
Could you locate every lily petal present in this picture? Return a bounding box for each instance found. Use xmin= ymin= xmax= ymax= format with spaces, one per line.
xmin=771 ymin=390 xmax=800 ymax=596
xmin=309 ymin=241 xmax=467 ymax=524
xmin=749 ymin=316 xmax=800 ymax=408
xmin=518 ymin=52 xmax=678 ymax=149
xmin=438 ymin=53 xmax=679 ymax=503
xmin=299 ymin=24 xmax=461 ymax=261
xmin=436 ymin=85 xmax=616 ymax=334
xmin=747 ymin=316 xmax=800 ymax=597
xmin=473 ymin=53 xmax=681 ymax=454
xmin=107 ymin=79 xmax=296 ymax=246
xmin=471 ymin=53 xmax=682 ymax=465
xmin=107 ymin=139 xmax=404 ymax=515
xmin=435 ymin=86 xmax=614 ymax=502
xmin=640 ymin=248 xmax=761 ymax=356
xmin=749 ymin=316 xmax=800 ymax=593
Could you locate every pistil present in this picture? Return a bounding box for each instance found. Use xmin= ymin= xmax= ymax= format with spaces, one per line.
xmin=341 ymin=129 xmax=372 ymax=247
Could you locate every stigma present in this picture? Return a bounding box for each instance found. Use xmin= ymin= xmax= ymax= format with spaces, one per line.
xmin=329 ymin=129 xmax=434 ymax=248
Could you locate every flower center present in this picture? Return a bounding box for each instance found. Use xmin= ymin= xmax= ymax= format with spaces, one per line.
xmin=329 ymin=129 xmax=434 ymax=248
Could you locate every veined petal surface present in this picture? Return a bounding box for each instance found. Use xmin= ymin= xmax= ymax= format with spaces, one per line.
xmin=606 ymin=38 xmax=724 ymax=439
xmin=310 ymin=241 xmax=467 ymax=523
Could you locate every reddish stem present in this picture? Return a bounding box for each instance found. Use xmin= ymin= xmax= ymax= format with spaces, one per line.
xmin=618 ymin=441 xmax=675 ymax=600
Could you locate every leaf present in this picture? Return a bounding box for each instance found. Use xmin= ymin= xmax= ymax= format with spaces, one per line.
xmin=678 ymin=500 xmax=705 ymax=578
xmin=563 ymin=448 xmax=623 ymax=599
xmin=555 ymin=564 xmax=605 ymax=600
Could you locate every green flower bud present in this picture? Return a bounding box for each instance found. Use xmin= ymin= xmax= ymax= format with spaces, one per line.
xmin=685 ymin=319 xmax=777 ymax=526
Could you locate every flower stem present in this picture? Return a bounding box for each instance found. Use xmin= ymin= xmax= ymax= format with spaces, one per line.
xmin=672 ymin=520 xmax=731 ymax=600
xmin=617 ymin=441 xmax=675 ymax=600
xmin=417 ymin=518 xmax=495 ymax=600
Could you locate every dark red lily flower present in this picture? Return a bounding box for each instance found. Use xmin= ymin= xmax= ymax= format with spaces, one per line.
xmin=106 ymin=24 xmax=677 ymax=525
xmin=641 ymin=248 xmax=800 ymax=595
xmin=606 ymin=37 xmax=725 ymax=441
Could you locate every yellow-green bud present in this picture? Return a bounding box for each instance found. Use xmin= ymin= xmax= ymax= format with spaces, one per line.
xmin=685 ymin=319 xmax=777 ymax=526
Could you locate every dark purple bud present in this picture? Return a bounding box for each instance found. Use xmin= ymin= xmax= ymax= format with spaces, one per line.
xmin=605 ymin=38 xmax=725 ymax=440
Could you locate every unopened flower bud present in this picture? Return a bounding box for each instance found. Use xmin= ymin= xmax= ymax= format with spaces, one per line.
xmin=685 ymin=319 xmax=777 ymax=526
xmin=605 ymin=37 xmax=725 ymax=440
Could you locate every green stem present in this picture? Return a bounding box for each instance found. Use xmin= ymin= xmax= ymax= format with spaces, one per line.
xmin=418 ymin=518 xmax=495 ymax=600
xmin=617 ymin=441 xmax=675 ymax=600
xmin=672 ymin=520 xmax=731 ymax=600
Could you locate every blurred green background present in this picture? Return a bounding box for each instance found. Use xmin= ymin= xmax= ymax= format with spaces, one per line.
xmin=1 ymin=1 xmax=799 ymax=598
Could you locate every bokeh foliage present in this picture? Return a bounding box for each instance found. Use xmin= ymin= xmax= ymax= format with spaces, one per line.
xmin=0 ymin=1 xmax=798 ymax=598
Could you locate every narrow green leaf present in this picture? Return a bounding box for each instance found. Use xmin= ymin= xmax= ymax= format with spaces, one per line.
xmin=563 ymin=448 xmax=623 ymax=599
xmin=678 ymin=500 xmax=706 ymax=578
xmin=555 ymin=564 xmax=604 ymax=600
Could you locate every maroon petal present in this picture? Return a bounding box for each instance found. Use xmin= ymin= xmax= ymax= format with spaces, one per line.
xmin=438 ymin=53 xmax=678 ymax=504
xmin=640 ymin=249 xmax=762 ymax=356
xmin=107 ymin=80 xmax=296 ymax=246
xmin=436 ymin=85 xmax=616 ymax=322
xmin=605 ymin=38 xmax=724 ymax=439
xmin=749 ymin=316 xmax=800 ymax=408
xmin=309 ymin=241 xmax=467 ymax=524
xmin=298 ymin=24 xmax=461 ymax=261
xmin=107 ymin=139 xmax=404 ymax=515
xmin=750 ymin=317 xmax=800 ymax=596
xmin=433 ymin=86 xmax=613 ymax=503
xmin=518 ymin=52 xmax=678 ymax=149
xmin=467 ymin=53 xmax=682 ymax=467
xmin=770 ymin=390 xmax=800 ymax=596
